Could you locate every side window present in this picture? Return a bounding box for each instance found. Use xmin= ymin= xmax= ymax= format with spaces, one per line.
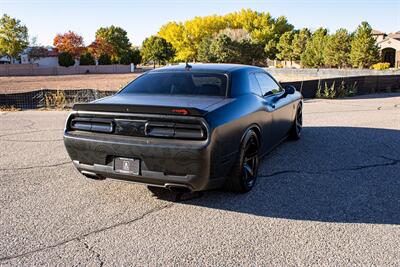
xmin=249 ymin=73 xmax=262 ymax=96
xmin=255 ymin=72 xmax=282 ymax=96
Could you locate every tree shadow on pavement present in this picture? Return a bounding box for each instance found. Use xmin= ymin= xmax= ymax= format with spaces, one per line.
xmin=152 ymin=126 xmax=400 ymax=225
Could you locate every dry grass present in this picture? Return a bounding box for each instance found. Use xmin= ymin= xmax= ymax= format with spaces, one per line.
xmin=0 ymin=106 xmax=20 ymax=112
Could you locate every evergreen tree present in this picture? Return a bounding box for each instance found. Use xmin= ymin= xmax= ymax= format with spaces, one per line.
xmin=292 ymin=28 xmax=311 ymax=61
xmin=301 ymin=28 xmax=328 ymax=68
xmin=209 ymin=34 xmax=239 ymax=63
xmin=350 ymin=21 xmax=380 ymax=68
xmin=324 ymin=29 xmax=351 ymax=68
xmin=276 ymin=31 xmax=295 ymax=62
xmin=197 ymin=37 xmax=217 ymax=62
xmin=58 ymin=52 xmax=75 ymax=67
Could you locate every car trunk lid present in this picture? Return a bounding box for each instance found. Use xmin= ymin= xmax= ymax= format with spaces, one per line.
xmin=73 ymin=94 xmax=227 ymax=116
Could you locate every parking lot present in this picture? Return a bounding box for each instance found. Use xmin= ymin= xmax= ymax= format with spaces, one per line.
xmin=1 ymin=93 xmax=399 ymax=266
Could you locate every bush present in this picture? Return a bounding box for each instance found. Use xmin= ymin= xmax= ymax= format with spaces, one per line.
xmin=120 ymin=48 xmax=142 ymax=65
xmin=371 ymin=62 xmax=390 ymax=70
xmin=275 ymin=63 xmax=283 ymax=68
xmin=98 ymin=54 xmax=112 ymax=65
xmin=58 ymin=52 xmax=75 ymax=67
xmin=79 ymin=52 xmax=95 ymax=65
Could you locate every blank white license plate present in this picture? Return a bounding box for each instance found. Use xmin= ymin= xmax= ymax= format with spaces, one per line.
xmin=114 ymin=157 xmax=140 ymax=175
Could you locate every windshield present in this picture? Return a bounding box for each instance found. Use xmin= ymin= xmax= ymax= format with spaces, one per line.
xmin=120 ymin=72 xmax=228 ymax=96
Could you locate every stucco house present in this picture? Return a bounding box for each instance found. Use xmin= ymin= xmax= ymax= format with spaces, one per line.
xmin=20 ymin=47 xmax=59 ymax=67
xmin=374 ymin=30 xmax=400 ymax=68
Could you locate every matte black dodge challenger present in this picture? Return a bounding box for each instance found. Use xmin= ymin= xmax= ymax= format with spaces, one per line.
xmin=64 ymin=64 xmax=303 ymax=193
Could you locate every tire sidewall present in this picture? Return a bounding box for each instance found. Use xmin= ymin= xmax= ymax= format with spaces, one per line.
xmin=239 ymin=130 xmax=260 ymax=192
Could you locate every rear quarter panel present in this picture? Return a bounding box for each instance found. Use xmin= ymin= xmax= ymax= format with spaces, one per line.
xmin=205 ymin=93 xmax=271 ymax=178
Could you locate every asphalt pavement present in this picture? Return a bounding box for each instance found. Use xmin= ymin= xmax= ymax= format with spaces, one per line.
xmin=1 ymin=93 xmax=399 ymax=266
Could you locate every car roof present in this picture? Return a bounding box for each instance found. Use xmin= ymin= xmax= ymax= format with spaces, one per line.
xmin=149 ymin=63 xmax=262 ymax=74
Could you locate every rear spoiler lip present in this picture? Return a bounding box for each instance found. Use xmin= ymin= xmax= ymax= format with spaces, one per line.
xmin=72 ymin=103 xmax=206 ymax=116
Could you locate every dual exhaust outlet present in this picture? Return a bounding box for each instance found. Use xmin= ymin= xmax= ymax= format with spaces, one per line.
xmin=81 ymin=171 xmax=193 ymax=193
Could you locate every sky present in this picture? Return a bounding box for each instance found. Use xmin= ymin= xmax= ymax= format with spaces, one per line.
xmin=1 ymin=0 xmax=399 ymax=47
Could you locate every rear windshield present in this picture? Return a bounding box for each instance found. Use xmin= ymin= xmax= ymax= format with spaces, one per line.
xmin=120 ymin=72 xmax=228 ymax=96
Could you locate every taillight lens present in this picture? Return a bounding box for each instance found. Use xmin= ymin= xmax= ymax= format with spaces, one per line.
xmin=145 ymin=121 xmax=206 ymax=140
xmin=70 ymin=118 xmax=114 ymax=133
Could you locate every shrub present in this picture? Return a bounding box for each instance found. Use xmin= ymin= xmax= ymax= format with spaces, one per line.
xmin=58 ymin=52 xmax=75 ymax=67
xmin=79 ymin=52 xmax=95 ymax=65
xmin=315 ymin=80 xmax=322 ymax=98
xmin=347 ymin=81 xmax=358 ymax=96
xmin=98 ymin=53 xmax=112 ymax=65
xmin=120 ymin=48 xmax=142 ymax=65
xmin=371 ymin=62 xmax=390 ymax=70
xmin=322 ymin=82 xmax=336 ymax=98
xmin=275 ymin=63 xmax=283 ymax=68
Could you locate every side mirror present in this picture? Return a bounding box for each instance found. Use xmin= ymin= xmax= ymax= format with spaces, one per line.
xmin=283 ymin=84 xmax=296 ymax=95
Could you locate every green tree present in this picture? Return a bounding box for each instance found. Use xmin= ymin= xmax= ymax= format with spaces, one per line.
xmin=209 ymin=34 xmax=239 ymax=63
xmin=58 ymin=52 xmax=75 ymax=67
xmin=350 ymin=22 xmax=380 ymax=68
xmin=141 ymin=36 xmax=175 ymax=67
xmin=217 ymin=28 xmax=264 ymax=64
xmin=197 ymin=37 xmax=217 ymax=62
xmin=79 ymin=52 xmax=95 ymax=65
xmin=276 ymin=31 xmax=294 ymax=62
xmin=120 ymin=48 xmax=142 ymax=65
xmin=95 ymin=25 xmax=131 ymax=62
xmin=324 ymin=28 xmax=351 ymax=68
xmin=301 ymin=28 xmax=328 ymax=68
xmin=98 ymin=53 xmax=112 ymax=65
xmin=292 ymin=28 xmax=311 ymax=61
xmin=0 ymin=14 xmax=29 ymax=63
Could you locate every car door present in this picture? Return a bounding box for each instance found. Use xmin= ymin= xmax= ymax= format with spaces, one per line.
xmin=254 ymin=72 xmax=294 ymax=145
xmin=248 ymin=73 xmax=274 ymax=153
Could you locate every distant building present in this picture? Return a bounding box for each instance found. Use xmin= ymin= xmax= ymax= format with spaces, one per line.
xmin=374 ymin=30 xmax=400 ymax=68
xmin=0 ymin=56 xmax=19 ymax=64
xmin=20 ymin=47 xmax=59 ymax=67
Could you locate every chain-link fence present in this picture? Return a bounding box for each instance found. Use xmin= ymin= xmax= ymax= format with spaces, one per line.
xmin=0 ymin=89 xmax=116 ymax=109
xmin=1 ymin=74 xmax=399 ymax=109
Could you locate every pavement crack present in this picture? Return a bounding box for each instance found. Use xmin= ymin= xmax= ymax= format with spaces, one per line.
xmin=0 ymin=161 xmax=71 ymax=171
xmin=259 ymin=157 xmax=400 ymax=178
xmin=0 ymin=203 xmax=174 ymax=262
xmin=77 ymin=238 xmax=104 ymax=267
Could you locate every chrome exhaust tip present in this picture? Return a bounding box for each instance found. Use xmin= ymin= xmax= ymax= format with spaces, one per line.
xmin=165 ymin=183 xmax=193 ymax=193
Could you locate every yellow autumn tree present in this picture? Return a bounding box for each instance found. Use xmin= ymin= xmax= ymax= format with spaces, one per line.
xmin=158 ymin=9 xmax=293 ymax=62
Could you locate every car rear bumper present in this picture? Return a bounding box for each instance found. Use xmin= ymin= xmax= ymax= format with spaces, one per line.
xmin=64 ymin=131 xmax=223 ymax=191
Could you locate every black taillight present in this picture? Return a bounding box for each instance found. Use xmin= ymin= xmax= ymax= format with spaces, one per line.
xmin=145 ymin=121 xmax=206 ymax=140
xmin=70 ymin=118 xmax=113 ymax=133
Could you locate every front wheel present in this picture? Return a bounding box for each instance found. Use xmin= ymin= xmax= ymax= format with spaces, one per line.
xmin=224 ymin=129 xmax=260 ymax=193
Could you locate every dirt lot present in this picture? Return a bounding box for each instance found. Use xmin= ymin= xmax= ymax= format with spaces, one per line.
xmin=0 ymin=73 xmax=143 ymax=94
xmin=0 ymin=94 xmax=399 ymax=265
xmin=0 ymin=72 xmax=312 ymax=94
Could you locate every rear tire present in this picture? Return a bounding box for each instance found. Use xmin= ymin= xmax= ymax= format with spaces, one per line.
xmin=289 ymin=104 xmax=302 ymax=140
xmin=224 ymin=129 xmax=259 ymax=193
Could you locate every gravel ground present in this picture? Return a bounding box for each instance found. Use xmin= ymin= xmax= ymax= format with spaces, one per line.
xmin=0 ymin=93 xmax=399 ymax=266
